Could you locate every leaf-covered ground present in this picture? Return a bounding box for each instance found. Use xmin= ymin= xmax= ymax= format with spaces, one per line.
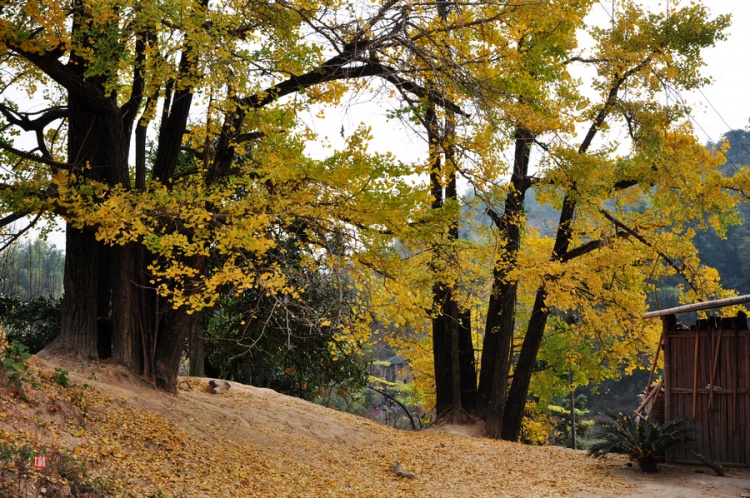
xmin=2 ymin=356 xmax=749 ymax=497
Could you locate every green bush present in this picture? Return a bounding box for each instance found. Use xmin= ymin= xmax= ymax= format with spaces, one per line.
xmin=204 ymin=234 xmax=369 ymax=404
xmin=0 ymin=295 xmax=62 ymax=353
xmin=588 ymin=412 xmax=694 ymax=473
xmin=1 ymin=340 xmax=39 ymax=392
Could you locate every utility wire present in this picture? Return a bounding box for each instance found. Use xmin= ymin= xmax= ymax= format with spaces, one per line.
xmin=597 ymin=1 xmax=750 ymax=179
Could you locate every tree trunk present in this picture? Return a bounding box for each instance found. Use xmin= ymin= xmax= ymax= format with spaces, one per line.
xmin=153 ymin=305 xmax=191 ymax=393
xmin=483 ymin=279 xmax=519 ymax=438
xmin=501 ymin=290 xmax=550 ymax=440
xmin=501 ymin=196 xmax=576 ymax=441
xmin=427 ymin=98 xmax=475 ymax=421
xmin=478 ymin=128 xmax=533 ymax=437
xmin=188 ymin=309 xmax=207 ymax=377
xmin=458 ymin=309 xmax=477 ymax=411
xmin=449 ymin=298 xmax=464 ymax=416
xmin=44 ymin=225 xmax=100 ymax=359
xmin=110 ymin=243 xmax=151 ymax=377
xmin=475 ymin=280 xmax=501 ymax=416
xmin=432 ymin=284 xmax=454 ymax=416
xmin=153 ymin=256 xmax=207 ymax=393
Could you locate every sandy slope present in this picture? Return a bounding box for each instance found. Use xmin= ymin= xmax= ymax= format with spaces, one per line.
xmin=2 ymin=356 xmax=749 ymax=497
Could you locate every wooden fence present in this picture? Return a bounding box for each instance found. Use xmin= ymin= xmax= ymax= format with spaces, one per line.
xmin=664 ymin=314 xmax=749 ymax=466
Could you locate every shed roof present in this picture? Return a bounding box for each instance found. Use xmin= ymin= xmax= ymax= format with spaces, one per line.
xmin=643 ymin=294 xmax=750 ymax=319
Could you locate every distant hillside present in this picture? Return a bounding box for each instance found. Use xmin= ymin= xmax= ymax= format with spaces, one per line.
xmin=694 ymin=126 xmax=750 ymax=295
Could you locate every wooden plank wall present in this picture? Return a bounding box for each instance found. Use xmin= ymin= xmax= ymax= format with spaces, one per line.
xmin=665 ymin=315 xmax=748 ymax=466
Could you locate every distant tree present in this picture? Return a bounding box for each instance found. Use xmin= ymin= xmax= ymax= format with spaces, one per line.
xmin=0 ymin=294 xmax=61 ymax=353
xmin=0 ymin=239 xmax=64 ymax=299
xmin=0 ymin=238 xmax=64 ymax=353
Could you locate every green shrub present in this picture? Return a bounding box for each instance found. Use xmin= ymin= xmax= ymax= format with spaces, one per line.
xmin=0 ymin=295 xmax=61 ymax=353
xmin=51 ymin=367 xmax=69 ymax=387
xmin=1 ymin=340 xmax=39 ymax=392
xmin=588 ymin=412 xmax=694 ymax=473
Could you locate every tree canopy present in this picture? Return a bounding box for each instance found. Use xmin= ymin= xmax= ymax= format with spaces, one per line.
xmin=0 ymin=0 xmax=746 ymax=440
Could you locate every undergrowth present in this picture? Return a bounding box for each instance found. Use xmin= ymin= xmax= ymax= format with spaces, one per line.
xmin=0 ymin=438 xmax=120 ymax=497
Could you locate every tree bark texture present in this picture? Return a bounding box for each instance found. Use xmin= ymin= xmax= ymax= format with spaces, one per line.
xmin=479 ymin=128 xmax=533 ymax=438
xmin=188 ymin=310 xmax=207 ymax=377
xmin=427 ymin=102 xmax=476 ymax=419
xmin=46 ymin=225 xmax=101 ymax=359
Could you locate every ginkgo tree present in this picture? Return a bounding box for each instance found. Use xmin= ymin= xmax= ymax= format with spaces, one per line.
xmin=0 ymin=0 xmax=744 ymax=447
xmin=350 ymin=0 xmax=745 ymax=442
xmin=470 ymin=2 xmax=742 ymax=440
xmin=0 ymin=0 xmax=537 ymax=393
xmin=0 ymin=0 xmax=416 ymax=391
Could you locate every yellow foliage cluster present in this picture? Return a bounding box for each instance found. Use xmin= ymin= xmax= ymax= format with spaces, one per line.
xmin=0 ymin=0 xmax=744 ymax=412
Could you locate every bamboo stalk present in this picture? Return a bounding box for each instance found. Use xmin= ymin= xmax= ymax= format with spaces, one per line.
xmin=693 ymin=331 xmax=700 ymax=417
xmin=644 ymin=294 xmax=750 ymax=318
xmin=635 ymin=378 xmax=663 ymax=416
xmin=709 ymin=329 xmax=722 ymax=410
xmin=646 ymin=329 xmax=665 ymax=390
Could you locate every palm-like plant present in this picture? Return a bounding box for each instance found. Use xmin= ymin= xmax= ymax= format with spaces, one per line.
xmin=588 ymin=412 xmax=694 ymax=473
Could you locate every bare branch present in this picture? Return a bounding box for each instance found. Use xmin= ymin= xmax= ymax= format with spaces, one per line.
xmin=0 ymin=212 xmax=43 ymax=252
xmin=0 ymin=139 xmax=75 ymax=170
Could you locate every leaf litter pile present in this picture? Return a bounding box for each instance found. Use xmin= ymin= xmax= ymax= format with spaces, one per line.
xmin=0 ymin=357 xmax=631 ymax=497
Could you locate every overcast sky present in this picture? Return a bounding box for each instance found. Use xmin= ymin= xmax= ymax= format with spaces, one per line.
xmin=682 ymin=0 xmax=750 ymax=143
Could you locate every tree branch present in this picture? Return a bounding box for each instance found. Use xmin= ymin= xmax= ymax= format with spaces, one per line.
xmin=6 ymin=45 xmax=114 ymax=114
xmin=0 ymin=104 xmax=68 ymax=131
xmin=560 ymin=239 xmax=605 ymax=262
xmin=0 ymin=140 xmax=74 ymax=170
xmin=599 ymin=209 xmax=696 ymax=290
xmin=239 ymin=59 xmax=466 ymax=116
xmin=0 ymin=212 xmax=43 ymax=252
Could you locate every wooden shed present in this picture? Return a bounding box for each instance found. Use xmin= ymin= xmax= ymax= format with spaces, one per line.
xmin=645 ymin=295 xmax=750 ymax=467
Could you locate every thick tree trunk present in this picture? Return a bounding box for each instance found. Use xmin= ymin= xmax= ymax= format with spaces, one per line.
xmin=153 ymin=256 xmax=207 ymax=393
xmin=483 ymin=279 xmax=519 ymax=437
xmin=153 ymin=305 xmax=192 ymax=393
xmin=432 ymin=284 xmax=454 ymax=416
xmin=111 ymin=243 xmax=152 ymax=377
xmin=475 ymin=281 xmax=501 ymax=416
xmin=44 ymin=225 xmax=100 ymax=359
xmin=37 ymin=2 xmax=208 ymax=396
xmin=188 ymin=310 xmax=207 ymax=377
xmin=427 ymin=100 xmax=475 ymax=421
xmin=45 ymin=38 xmax=113 ymax=358
xmin=501 ymin=195 xmax=577 ymax=440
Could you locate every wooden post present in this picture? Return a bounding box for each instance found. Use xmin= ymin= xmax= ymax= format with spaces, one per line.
xmin=732 ymin=312 xmax=745 ymax=433
xmin=634 ymin=378 xmax=663 ymax=416
xmin=663 ymin=316 xmax=673 ymax=449
xmin=708 ymin=329 xmax=722 ymax=410
xmin=693 ymin=329 xmax=700 ymax=418
xmin=569 ymin=370 xmax=576 ymax=451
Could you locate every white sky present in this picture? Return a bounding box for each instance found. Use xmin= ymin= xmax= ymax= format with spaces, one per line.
xmin=682 ymin=0 xmax=750 ymax=144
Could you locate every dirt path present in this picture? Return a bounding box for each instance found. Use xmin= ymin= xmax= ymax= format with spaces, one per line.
xmin=613 ymin=459 xmax=750 ymax=498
